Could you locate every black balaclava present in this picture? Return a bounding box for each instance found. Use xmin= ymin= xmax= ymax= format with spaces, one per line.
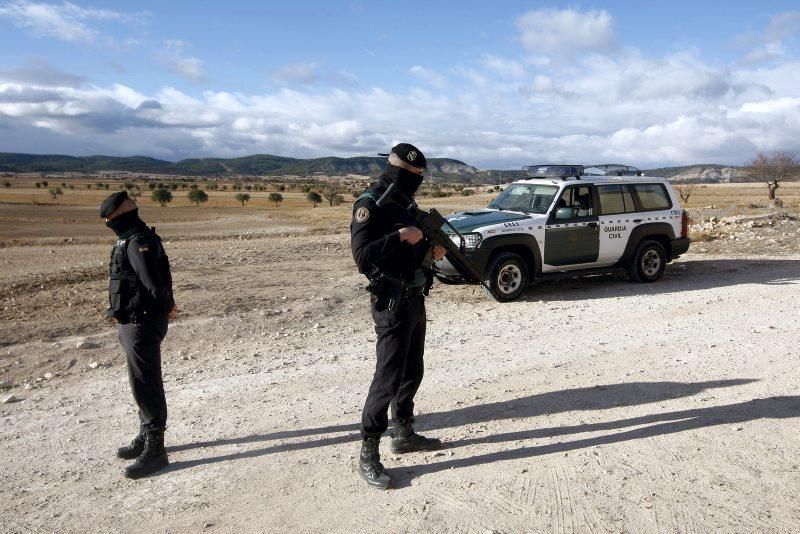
xmin=105 ymin=208 xmax=143 ymax=237
xmin=382 ymin=164 xmax=424 ymax=197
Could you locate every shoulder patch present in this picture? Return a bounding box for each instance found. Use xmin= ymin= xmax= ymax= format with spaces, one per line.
xmin=138 ymin=246 xmax=149 ymax=253
xmin=354 ymin=206 xmax=370 ymax=223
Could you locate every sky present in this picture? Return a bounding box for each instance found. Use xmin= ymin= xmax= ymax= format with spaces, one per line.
xmin=0 ymin=1 xmax=799 ymax=169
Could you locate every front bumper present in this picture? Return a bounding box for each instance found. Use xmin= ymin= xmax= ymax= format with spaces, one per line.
xmin=434 ymin=248 xmax=490 ymax=282
xmin=670 ymin=237 xmax=691 ymax=259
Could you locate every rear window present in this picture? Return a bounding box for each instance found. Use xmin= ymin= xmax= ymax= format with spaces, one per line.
xmin=598 ymin=185 xmax=636 ymax=215
xmin=633 ymin=184 xmax=671 ymax=211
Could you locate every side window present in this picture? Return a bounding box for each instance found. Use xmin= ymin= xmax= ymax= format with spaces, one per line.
xmin=554 ymin=185 xmax=594 ymax=218
xmin=633 ymin=184 xmax=671 ymax=211
xmin=598 ymin=185 xmax=637 ymax=215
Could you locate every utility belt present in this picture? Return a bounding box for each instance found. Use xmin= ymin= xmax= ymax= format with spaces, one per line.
xmin=366 ymin=272 xmax=426 ymax=312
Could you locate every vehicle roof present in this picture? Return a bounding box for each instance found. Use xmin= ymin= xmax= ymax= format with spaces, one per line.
xmin=510 ymin=175 xmax=669 ymax=186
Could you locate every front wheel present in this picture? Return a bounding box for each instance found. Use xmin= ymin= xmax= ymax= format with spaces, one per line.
xmin=483 ymin=252 xmax=530 ymax=302
xmin=627 ymin=240 xmax=666 ymax=283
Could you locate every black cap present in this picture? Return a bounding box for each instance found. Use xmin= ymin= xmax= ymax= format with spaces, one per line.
xmin=391 ymin=143 xmax=426 ymax=169
xmin=99 ymin=191 xmax=128 ymax=218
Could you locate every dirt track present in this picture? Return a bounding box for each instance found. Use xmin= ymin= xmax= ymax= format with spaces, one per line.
xmin=2 ymin=227 xmax=799 ymax=532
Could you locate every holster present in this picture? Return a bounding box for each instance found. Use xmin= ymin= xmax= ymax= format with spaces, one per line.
xmin=366 ymin=272 xmax=406 ymax=312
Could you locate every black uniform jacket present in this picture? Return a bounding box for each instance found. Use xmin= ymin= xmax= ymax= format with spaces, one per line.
xmin=350 ymin=180 xmax=429 ymax=281
xmin=125 ymin=231 xmax=174 ymax=313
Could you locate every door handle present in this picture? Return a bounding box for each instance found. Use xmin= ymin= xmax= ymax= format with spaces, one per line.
xmin=587 ymin=222 xmax=598 ymax=228
xmin=633 ymin=219 xmax=642 ymax=223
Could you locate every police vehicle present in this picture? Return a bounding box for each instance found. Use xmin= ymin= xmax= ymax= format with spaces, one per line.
xmin=435 ymin=164 xmax=691 ymax=301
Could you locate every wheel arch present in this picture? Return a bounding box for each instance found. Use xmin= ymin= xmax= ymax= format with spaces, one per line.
xmin=481 ymin=234 xmax=541 ymax=279
xmin=620 ymin=223 xmax=675 ymax=264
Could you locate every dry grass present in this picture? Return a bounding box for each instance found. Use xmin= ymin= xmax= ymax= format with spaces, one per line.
xmin=1 ymin=177 xmax=798 ymax=247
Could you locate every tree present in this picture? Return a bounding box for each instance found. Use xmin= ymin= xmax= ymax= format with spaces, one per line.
xmin=268 ymin=192 xmax=283 ymax=207
xmin=321 ymin=186 xmax=342 ymax=207
xmin=306 ymin=191 xmax=322 ymax=207
xmin=48 ymin=186 xmax=63 ymax=200
xmin=2 ymin=180 xmax=10 ymax=188
xmin=41 ymin=180 xmax=48 ymax=187
xmin=86 ymin=183 xmax=92 ymax=189
xmin=34 ymin=182 xmax=41 ymax=188
xmin=188 ymin=189 xmax=209 ymax=206
xmin=277 ymin=184 xmax=286 ymax=192
xmin=674 ymin=182 xmax=697 ymax=204
xmin=235 ymin=192 xmax=251 ymax=206
xmin=749 ymin=151 xmax=799 ymax=201
xmin=151 ymin=187 xmax=173 ymax=207
xmin=124 ymin=181 xmax=134 ymax=190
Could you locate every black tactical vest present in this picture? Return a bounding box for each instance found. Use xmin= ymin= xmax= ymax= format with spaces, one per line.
xmin=107 ymin=227 xmax=173 ymax=323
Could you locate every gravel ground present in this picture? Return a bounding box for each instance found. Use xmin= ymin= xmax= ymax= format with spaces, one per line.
xmin=2 ymin=222 xmax=799 ymax=532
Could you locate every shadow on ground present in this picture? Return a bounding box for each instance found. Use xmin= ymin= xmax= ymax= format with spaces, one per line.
xmin=164 ymin=379 xmax=771 ymax=475
xmin=516 ymin=258 xmax=800 ymax=303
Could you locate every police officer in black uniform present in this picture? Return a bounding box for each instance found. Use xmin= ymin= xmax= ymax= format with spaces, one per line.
xmin=350 ymin=143 xmax=446 ymax=490
xmin=100 ymin=191 xmax=176 ymax=479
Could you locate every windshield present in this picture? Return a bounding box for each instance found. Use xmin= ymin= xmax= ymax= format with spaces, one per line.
xmin=487 ymin=184 xmax=559 ymax=214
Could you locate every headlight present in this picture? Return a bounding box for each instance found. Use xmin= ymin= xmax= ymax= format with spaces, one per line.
xmin=449 ymin=232 xmax=482 ymax=251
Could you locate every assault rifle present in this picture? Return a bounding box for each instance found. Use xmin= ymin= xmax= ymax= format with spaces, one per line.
xmin=375 ymin=182 xmax=484 ymax=284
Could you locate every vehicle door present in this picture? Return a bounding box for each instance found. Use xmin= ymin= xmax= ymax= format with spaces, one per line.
xmin=542 ymin=184 xmax=600 ymax=271
xmin=596 ymin=184 xmax=637 ymax=264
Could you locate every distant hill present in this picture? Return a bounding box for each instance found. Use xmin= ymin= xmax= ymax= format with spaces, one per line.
xmin=0 ymin=152 xmax=478 ymax=179
xmin=643 ymin=164 xmax=753 ymax=183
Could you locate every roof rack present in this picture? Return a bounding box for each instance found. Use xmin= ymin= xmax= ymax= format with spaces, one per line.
xmin=583 ymin=164 xmax=644 ymax=176
xmin=522 ymin=164 xmax=584 ymax=180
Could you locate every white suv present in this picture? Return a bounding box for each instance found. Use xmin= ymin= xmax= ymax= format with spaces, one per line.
xmin=435 ymin=164 xmax=691 ymax=301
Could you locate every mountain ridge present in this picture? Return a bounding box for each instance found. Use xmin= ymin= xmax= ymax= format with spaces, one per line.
xmin=0 ymin=152 xmax=477 ymax=178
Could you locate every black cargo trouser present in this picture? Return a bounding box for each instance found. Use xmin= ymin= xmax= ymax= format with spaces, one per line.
xmin=361 ymin=294 xmax=426 ymax=438
xmin=118 ymin=314 xmax=169 ymax=432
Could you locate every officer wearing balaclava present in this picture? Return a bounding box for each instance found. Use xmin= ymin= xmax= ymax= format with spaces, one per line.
xmin=100 ymin=191 xmax=176 ymax=479
xmin=350 ymin=143 xmax=446 ymax=490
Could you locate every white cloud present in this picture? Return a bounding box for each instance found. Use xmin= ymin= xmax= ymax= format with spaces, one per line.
xmin=479 ymin=55 xmax=526 ymax=80
xmin=158 ymin=40 xmax=205 ymax=83
xmin=737 ymin=11 xmax=800 ymax=65
xmin=517 ymin=8 xmax=617 ymax=60
xmin=409 ymin=65 xmax=447 ymax=89
xmin=764 ymin=11 xmax=800 ymax=42
xmin=0 ymin=0 xmax=149 ymax=43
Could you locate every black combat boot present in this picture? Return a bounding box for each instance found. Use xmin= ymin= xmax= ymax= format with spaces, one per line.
xmin=116 ymin=429 xmax=145 ymax=460
xmin=390 ymin=418 xmax=442 ymax=454
xmin=359 ymin=436 xmax=391 ymax=490
xmin=123 ymin=429 xmax=169 ymax=479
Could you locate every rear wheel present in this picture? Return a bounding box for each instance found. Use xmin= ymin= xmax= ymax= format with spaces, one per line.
xmin=483 ymin=252 xmax=530 ymax=301
xmin=627 ymin=240 xmax=666 ymax=283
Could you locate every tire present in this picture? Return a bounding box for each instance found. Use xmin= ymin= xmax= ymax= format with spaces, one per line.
xmin=483 ymin=252 xmax=530 ymax=302
xmin=627 ymin=239 xmax=666 ymax=283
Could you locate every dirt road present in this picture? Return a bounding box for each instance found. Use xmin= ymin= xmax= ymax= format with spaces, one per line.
xmin=2 ymin=230 xmax=800 ymax=532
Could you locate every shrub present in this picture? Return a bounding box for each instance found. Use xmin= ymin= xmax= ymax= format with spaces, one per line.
xmin=48 ymin=186 xmax=63 ymax=199
xmin=268 ymin=192 xmax=283 ymax=207
xmin=187 ymin=189 xmax=209 ymax=206
xmin=151 ymin=187 xmax=173 ymax=207
xmin=306 ymin=191 xmax=322 ymax=207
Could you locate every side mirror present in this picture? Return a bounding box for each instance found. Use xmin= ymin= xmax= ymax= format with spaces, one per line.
xmin=555 ymin=207 xmax=574 ymax=219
